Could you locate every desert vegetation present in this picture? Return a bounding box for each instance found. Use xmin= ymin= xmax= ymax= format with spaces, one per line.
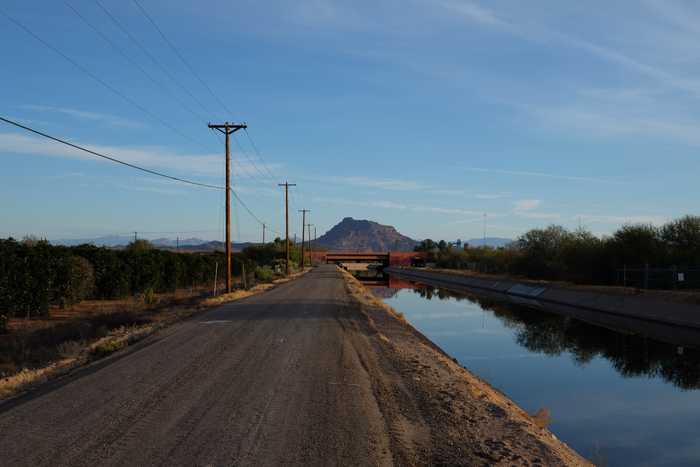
xmin=415 ymin=215 xmax=700 ymax=289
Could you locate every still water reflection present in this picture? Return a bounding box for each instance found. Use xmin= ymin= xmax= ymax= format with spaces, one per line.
xmin=370 ymin=274 xmax=700 ymax=467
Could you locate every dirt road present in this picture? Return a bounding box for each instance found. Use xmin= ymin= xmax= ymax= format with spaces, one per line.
xmin=0 ymin=265 xmax=588 ymax=466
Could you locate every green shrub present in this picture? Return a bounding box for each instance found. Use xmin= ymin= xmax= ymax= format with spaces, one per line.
xmin=255 ymin=266 xmax=275 ymax=282
xmin=143 ymin=287 xmax=159 ymax=306
xmin=91 ymin=339 xmax=126 ymax=358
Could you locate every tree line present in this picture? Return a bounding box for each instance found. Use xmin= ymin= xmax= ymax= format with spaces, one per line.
xmin=0 ymin=236 xmax=304 ymax=325
xmin=414 ymin=215 xmax=700 ymax=288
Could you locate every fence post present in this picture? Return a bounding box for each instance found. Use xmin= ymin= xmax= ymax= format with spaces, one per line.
xmin=672 ymin=265 xmax=677 ymax=290
xmin=213 ymin=261 xmax=219 ymax=296
xmin=644 ymin=263 xmax=649 ymax=289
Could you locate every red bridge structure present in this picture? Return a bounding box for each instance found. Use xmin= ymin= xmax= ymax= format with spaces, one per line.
xmin=308 ymin=251 xmax=426 ymax=267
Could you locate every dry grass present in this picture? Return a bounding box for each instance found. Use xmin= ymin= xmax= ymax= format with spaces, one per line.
xmin=0 ymin=359 xmax=77 ymax=400
xmin=531 ymin=407 xmax=552 ymax=429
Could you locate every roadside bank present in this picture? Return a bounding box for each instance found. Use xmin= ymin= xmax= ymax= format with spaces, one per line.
xmin=341 ymin=269 xmax=591 ymax=466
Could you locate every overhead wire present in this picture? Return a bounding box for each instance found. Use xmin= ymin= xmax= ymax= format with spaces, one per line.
xmin=132 ymin=0 xmax=235 ymax=119
xmin=95 ymin=0 xmax=213 ymax=120
xmin=127 ymin=1 xmax=289 ymax=238
xmin=1 ymin=116 xmax=279 ymax=235
xmin=63 ymin=1 xmax=208 ymax=127
xmin=0 ymin=7 xmax=205 ymax=148
xmin=2 ymin=5 xmax=285 ymax=241
xmin=0 ymin=116 xmax=222 ymax=190
xmin=243 ymin=128 xmax=280 ymax=180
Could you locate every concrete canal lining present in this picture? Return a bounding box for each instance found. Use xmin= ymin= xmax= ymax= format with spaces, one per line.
xmin=385 ymin=267 xmax=700 ymax=330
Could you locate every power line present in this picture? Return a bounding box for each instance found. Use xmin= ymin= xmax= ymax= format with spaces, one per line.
xmin=132 ymin=0 xmax=235 ymax=118
xmin=231 ymin=190 xmax=278 ymax=235
xmin=0 ymin=7 xmax=204 ymax=147
xmin=0 ymin=115 xmax=222 ymax=189
xmin=234 ymin=133 xmax=276 ymax=184
xmin=243 ymin=128 xmax=280 ymax=180
xmin=3 ymin=114 xmax=282 ymax=234
xmin=64 ymin=0 xmax=209 ymax=128
xmin=95 ymin=0 xmax=213 ymax=119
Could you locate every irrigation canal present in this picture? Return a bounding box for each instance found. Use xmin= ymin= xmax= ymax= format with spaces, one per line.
xmin=361 ymin=271 xmax=700 ymax=467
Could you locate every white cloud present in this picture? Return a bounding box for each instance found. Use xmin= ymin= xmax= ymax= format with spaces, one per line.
xmin=513 ymin=199 xmax=541 ymax=211
xmin=21 ymin=105 xmax=145 ymax=129
xmin=463 ymin=167 xmax=621 ymax=184
xmin=577 ymin=214 xmax=667 ymax=226
xmin=533 ymin=106 xmax=700 ymax=148
xmin=437 ymin=1 xmax=700 ymax=99
xmin=513 ymin=199 xmax=559 ymax=220
xmin=317 ymin=175 xmax=514 ymax=200
xmin=323 ymin=175 xmax=427 ymax=191
xmin=311 ymin=196 xmax=483 ymax=217
xmin=437 ymin=0 xmax=508 ymax=28
xmin=0 ymin=131 xmax=263 ymax=179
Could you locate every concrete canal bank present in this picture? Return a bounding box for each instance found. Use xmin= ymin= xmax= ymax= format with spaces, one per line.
xmin=386 ymin=267 xmax=700 ymax=330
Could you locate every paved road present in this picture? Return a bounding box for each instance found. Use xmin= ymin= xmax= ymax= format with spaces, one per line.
xmin=0 ymin=266 xmax=394 ymax=466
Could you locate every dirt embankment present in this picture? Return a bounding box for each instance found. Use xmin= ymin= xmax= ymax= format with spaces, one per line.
xmin=341 ymin=270 xmax=591 ymax=466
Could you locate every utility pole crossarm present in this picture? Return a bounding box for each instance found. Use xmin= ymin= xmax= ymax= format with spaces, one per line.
xmin=208 ymin=122 xmax=247 ymax=134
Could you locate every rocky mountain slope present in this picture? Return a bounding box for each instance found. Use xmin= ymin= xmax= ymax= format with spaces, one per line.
xmin=316 ymin=217 xmax=418 ymax=252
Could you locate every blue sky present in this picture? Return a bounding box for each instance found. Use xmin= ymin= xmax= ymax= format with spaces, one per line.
xmin=1 ymin=0 xmax=699 ymax=243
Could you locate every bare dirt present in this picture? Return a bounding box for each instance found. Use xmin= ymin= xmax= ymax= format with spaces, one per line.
xmin=0 ymin=265 xmax=590 ymax=466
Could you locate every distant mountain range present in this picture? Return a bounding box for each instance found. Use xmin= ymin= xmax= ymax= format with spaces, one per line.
xmin=51 ymin=236 xmax=253 ymax=251
xmin=49 ymin=225 xmax=511 ymax=252
xmin=316 ymin=217 xmax=418 ymax=252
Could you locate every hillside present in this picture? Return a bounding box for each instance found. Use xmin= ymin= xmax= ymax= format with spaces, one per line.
xmin=316 ymin=217 xmax=418 ymax=252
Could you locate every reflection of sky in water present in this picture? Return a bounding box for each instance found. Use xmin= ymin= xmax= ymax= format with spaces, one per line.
xmin=380 ymin=286 xmax=700 ymax=467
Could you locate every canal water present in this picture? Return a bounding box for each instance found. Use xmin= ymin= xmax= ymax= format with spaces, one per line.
xmin=368 ymin=273 xmax=700 ymax=467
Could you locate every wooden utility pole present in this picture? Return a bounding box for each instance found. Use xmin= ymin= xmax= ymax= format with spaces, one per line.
xmin=262 ymin=223 xmax=266 ymax=245
xmin=307 ymin=223 xmax=313 ymax=264
xmin=278 ymin=181 xmax=296 ymax=275
xmin=208 ymin=121 xmax=247 ymax=293
xmin=298 ymin=209 xmax=310 ymax=268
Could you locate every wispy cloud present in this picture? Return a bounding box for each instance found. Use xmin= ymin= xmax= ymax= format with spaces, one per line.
xmin=322 ymin=175 xmax=427 ymax=191
xmin=437 ymin=1 xmax=700 ymax=98
xmin=0 ymin=131 xmax=258 ymax=179
xmin=437 ymin=0 xmax=507 ymax=28
xmin=513 ymin=199 xmax=559 ymax=220
xmin=576 ymin=214 xmax=667 ymax=226
xmin=311 ymin=196 xmax=483 ymax=217
xmin=463 ymin=167 xmax=621 ymax=184
xmin=21 ymin=105 xmax=145 ymax=129
xmin=513 ymin=199 xmax=541 ymax=211
xmin=317 ymin=175 xmax=514 ymax=199
xmin=532 ymin=105 xmax=700 ymax=148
